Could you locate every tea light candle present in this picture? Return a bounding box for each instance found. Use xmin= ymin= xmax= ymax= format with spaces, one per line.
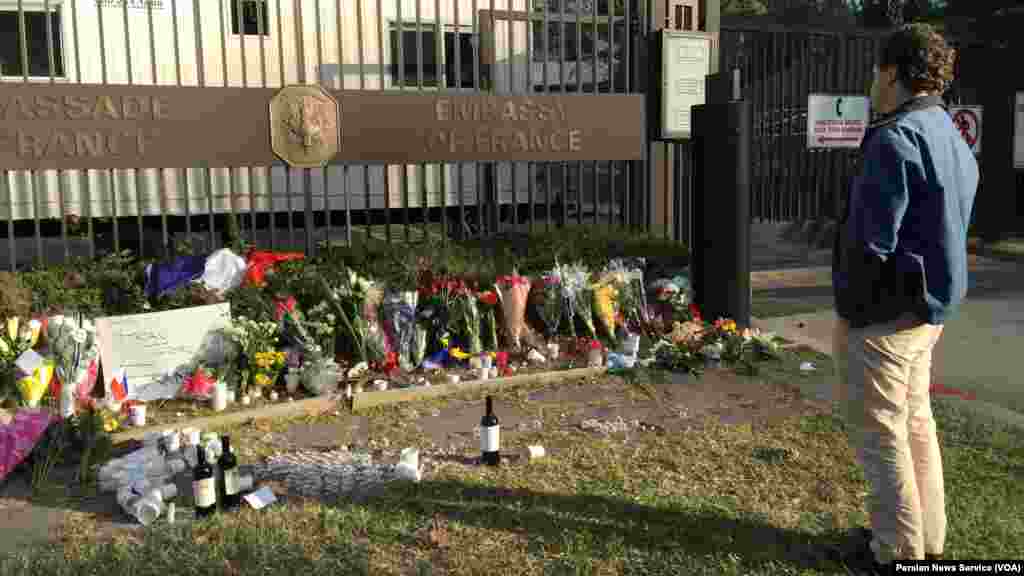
xmin=489 ymin=367 xmax=499 ymax=379
xmin=269 ymin=391 xmax=279 ymax=401
xmin=241 ymin=395 xmax=251 ymax=406
xmin=373 ymin=380 xmax=388 ymax=392
xmin=477 ymin=367 xmax=489 ymax=381
xmin=481 ymin=355 xmax=493 ymax=369
xmin=446 ymin=374 xmax=460 ymax=385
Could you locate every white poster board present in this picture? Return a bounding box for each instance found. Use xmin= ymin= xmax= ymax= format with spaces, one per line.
xmin=806 ymin=94 xmax=870 ymax=149
xmin=1015 ymin=93 xmax=1024 ymax=169
xmin=950 ymin=106 xmax=983 ymax=156
xmin=660 ymin=31 xmax=712 ymax=140
xmin=95 ymin=303 xmax=232 ymax=402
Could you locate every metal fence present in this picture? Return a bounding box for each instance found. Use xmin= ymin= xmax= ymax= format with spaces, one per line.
xmin=719 ymin=23 xmax=888 ymax=223
xmin=0 ymin=0 xmax=651 ymax=270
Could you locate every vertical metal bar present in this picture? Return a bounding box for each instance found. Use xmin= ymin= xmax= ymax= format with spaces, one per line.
xmin=415 ymin=0 xmax=427 ymax=242
xmin=618 ymin=0 xmax=626 ymax=228
xmin=97 ymin=2 xmax=120 ymax=253
xmin=16 ymin=1 xmax=43 ymax=264
xmin=109 ymin=170 xmax=120 ymax=254
xmin=339 ymin=0 xmax=352 ymax=247
xmin=772 ymin=31 xmax=782 ymax=222
xmin=194 ymin=0 xmax=215 ymax=250
xmin=122 ymin=0 xmax=147 ymax=258
xmin=506 ymin=0 xmax=515 ymax=233
xmin=434 ymin=0 xmax=444 ymax=243
xmin=591 ymin=0 xmax=600 ymax=229
xmin=575 ymin=2 xmax=583 ymax=227
xmin=294 ymin=0 xmax=315 ymax=256
xmin=357 ymin=0 xmax=371 ymax=246
xmin=560 ymin=0 xmax=568 ymax=229
xmin=485 ymin=0 xmax=496 ymax=238
xmin=258 ymin=0 xmax=272 ymax=250
xmin=147 ymin=0 xmax=169 ymax=257
xmin=218 ymin=0 xmax=238 ymax=251
xmin=46 ymin=0 xmax=70 ymax=263
xmin=315 ymin=0 xmax=330 ymax=250
xmin=395 ymin=0 xmax=407 ymax=243
xmin=410 ymin=0 xmax=421 ymax=243
xmin=18 ymin=0 xmax=29 ymax=82
xmin=472 ymin=0 xmax=481 ymax=237
xmin=378 ymin=0 xmax=391 ymax=244
xmin=71 ymin=0 xmax=95 ymax=259
xmin=454 ymin=0 xmax=465 ymax=240
xmin=542 ymin=0 xmax=551 ymax=233
xmin=238 ymin=0 xmax=258 ymax=248
xmin=172 ymin=0 xmax=192 ymax=254
xmin=526 ymin=4 xmax=535 ymax=234
xmin=277 ymin=0 xmax=294 ymax=249
xmin=3 ymin=172 xmax=14 ymax=271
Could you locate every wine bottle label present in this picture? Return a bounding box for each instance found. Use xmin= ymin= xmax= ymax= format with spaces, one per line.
xmin=224 ymin=468 xmax=240 ymax=496
xmin=193 ymin=478 xmax=216 ymax=507
xmin=481 ymin=425 xmax=500 ymax=452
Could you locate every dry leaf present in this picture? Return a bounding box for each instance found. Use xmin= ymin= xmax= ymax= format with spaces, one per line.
xmin=426 ymin=515 xmax=449 ymax=548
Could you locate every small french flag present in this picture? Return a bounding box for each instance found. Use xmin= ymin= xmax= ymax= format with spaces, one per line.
xmin=110 ymin=368 xmax=128 ymax=402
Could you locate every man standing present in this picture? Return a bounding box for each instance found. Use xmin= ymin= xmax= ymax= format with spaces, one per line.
xmin=832 ymin=23 xmax=978 ymax=574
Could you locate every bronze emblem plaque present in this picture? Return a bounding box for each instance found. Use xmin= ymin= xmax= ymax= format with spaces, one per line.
xmin=269 ymin=84 xmax=340 ymax=169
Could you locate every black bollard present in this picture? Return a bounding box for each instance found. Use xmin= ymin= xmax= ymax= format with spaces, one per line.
xmin=690 ymin=101 xmax=752 ymax=328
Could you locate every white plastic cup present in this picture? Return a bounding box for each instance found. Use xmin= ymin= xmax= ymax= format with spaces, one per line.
xmin=211 ymin=384 xmax=228 ymax=412
xmin=477 ymin=368 xmax=489 ymax=381
xmin=239 ymin=475 xmax=254 ymax=493
xmin=623 ymin=334 xmax=641 ymax=356
xmin=489 ymin=367 xmax=499 ymax=379
xmin=285 ymin=373 xmax=300 ymax=394
xmin=162 ymin=430 xmax=181 ymax=453
xmin=525 ymin=445 xmax=546 ymax=460
xmin=480 ymin=355 xmax=493 ymax=370
xmin=373 ymin=380 xmax=388 ymax=392
xmin=129 ymin=404 xmax=147 ymax=427
xmin=227 ymin=390 xmax=237 ymax=404
xmin=399 ymin=448 xmax=419 ymax=470
xmin=241 ymin=395 xmax=252 ymax=406
xmin=446 ymin=375 xmax=460 ymax=385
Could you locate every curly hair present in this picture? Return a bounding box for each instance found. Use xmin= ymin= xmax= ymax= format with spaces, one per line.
xmin=880 ymin=23 xmax=956 ymax=94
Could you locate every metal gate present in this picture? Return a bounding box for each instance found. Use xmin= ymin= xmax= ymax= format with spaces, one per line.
xmin=0 ymin=0 xmax=652 ymax=269
xmin=719 ymin=23 xmax=887 ymax=223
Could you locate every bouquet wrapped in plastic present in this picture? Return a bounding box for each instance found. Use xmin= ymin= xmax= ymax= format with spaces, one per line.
xmin=380 ymin=290 xmax=419 ymax=371
xmin=478 ymin=290 xmax=500 ymax=351
xmin=591 ymin=279 xmax=620 ymax=341
xmin=450 ymin=293 xmax=482 ymax=355
xmin=496 ymin=274 xmax=531 ymax=349
xmin=17 ymin=359 xmax=54 ymax=408
xmin=45 ymin=313 xmax=100 ymax=415
xmin=604 ymin=258 xmax=648 ymax=333
xmin=536 ymin=273 xmax=563 ymax=341
xmin=559 ymin=263 xmax=595 ymax=340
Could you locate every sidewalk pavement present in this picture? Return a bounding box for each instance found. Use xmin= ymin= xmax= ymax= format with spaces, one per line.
xmin=750 ymin=256 xmax=1024 ymax=432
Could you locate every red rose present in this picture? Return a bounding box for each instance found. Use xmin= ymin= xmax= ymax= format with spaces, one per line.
xmin=479 ymin=291 xmax=499 ymax=306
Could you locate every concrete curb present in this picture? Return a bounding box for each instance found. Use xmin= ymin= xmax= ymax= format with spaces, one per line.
xmin=351 ymin=366 xmax=607 ymax=412
xmin=112 ymin=395 xmax=340 ymax=444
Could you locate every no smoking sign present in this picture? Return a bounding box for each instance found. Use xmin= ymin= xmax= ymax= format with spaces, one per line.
xmin=950 ymin=106 xmax=983 ymax=155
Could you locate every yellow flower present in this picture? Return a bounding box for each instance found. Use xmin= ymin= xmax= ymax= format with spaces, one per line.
xmin=254 ymin=373 xmax=272 ymax=388
xmin=102 ymin=413 xmax=120 ymax=433
xmin=449 ymin=347 xmax=471 ymax=360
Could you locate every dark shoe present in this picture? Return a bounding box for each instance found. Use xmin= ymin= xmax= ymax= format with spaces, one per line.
xmin=835 ymin=529 xmax=892 ymax=576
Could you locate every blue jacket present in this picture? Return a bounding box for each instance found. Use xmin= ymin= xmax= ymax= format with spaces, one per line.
xmin=833 ymin=95 xmax=979 ymax=328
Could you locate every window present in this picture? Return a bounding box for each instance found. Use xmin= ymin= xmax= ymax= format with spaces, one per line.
xmin=230 ymin=0 xmax=269 ymax=36
xmin=444 ymin=31 xmax=476 ymax=88
xmin=389 ymin=27 xmax=440 ymax=87
xmin=0 ymin=9 xmax=64 ymax=77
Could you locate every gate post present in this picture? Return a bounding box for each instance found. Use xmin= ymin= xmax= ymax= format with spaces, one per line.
xmin=690 ymin=99 xmax=753 ymax=328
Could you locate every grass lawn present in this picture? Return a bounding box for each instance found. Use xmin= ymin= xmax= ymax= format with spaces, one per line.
xmin=752 ymin=295 xmax=834 ymax=319
xmin=3 ymin=352 xmax=1022 ymax=575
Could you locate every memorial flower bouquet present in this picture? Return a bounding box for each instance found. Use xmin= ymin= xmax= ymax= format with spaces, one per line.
xmin=536 ymin=272 xmax=563 ymax=342
xmin=380 ymin=289 xmax=419 ymax=371
xmin=0 ymin=317 xmax=43 ymax=404
xmin=45 ymin=313 xmax=100 ymax=415
xmin=418 ymin=275 xmax=468 ymax=358
xmin=478 ymin=289 xmax=500 ymax=351
xmin=651 ymin=320 xmax=707 ymax=376
xmin=223 ymin=316 xmax=281 ymax=394
xmin=450 ymin=290 xmax=482 ymax=355
xmin=496 ymin=273 xmax=531 ymax=349
xmin=743 ymin=327 xmax=783 ymax=359
xmin=252 ymin=350 xmax=286 ymax=393
xmin=320 ymin=268 xmax=384 ymax=365
xmin=591 ymin=278 xmax=619 ymax=343
xmin=559 ymin=262 xmax=595 ymax=340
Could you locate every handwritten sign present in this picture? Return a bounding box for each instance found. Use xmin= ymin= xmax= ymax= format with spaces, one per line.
xmin=807 ymin=94 xmax=870 ymax=149
xmin=95 ymin=303 xmax=231 ymax=402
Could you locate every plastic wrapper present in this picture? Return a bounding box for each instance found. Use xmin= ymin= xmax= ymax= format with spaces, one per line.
xmin=497 ymin=275 xmax=531 ymax=348
xmin=412 ymin=326 xmax=428 ymax=368
xmin=591 ymin=281 xmax=620 ymax=341
xmin=478 ymin=291 xmax=500 ymax=351
xmin=17 ymin=360 xmax=54 ymax=408
xmin=380 ymin=291 xmax=419 ymax=371
xmin=536 ymin=274 xmax=563 ymax=340
xmin=559 ymin=263 xmax=594 ymax=339
xmin=604 ymin=259 xmax=648 ymax=332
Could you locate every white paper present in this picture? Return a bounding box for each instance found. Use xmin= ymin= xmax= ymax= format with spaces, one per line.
xmin=243 ymin=486 xmax=277 ymax=510
xmin=806 ymin=94 xmax=870 ymax=149
xmin=660 ymin=33 xmax=711 ymax=139
xmin=15 ymin=349 xmax=44 ymax=376
xmin=95 ymin=303 xmax=231 ymax=402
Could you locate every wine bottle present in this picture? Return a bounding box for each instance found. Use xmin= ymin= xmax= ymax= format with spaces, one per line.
xmin=480 ymin=395 xmax=500 ymax=466
xmin=193 ymin=445 xmax=217 ymax=519
xmin=219 ymin=435 xmax=241 ymax=511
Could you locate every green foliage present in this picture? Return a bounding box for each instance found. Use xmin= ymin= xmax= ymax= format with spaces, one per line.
xmin=64 ymin=408 xmax=115 ymax=485
xmin=722 ymin=0 xmax=769 ymax=16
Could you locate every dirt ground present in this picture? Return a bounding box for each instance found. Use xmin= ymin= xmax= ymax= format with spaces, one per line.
xmin=0 ymin=367 xmax=833 ymax=555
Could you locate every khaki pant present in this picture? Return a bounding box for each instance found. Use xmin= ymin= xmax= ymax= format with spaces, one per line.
xmin=834 ymin=314 xmax=946 ymax=562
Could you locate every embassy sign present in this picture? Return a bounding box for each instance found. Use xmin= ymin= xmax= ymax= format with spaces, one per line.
xmin=0 ymin=84 xmax=644 ymax=171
